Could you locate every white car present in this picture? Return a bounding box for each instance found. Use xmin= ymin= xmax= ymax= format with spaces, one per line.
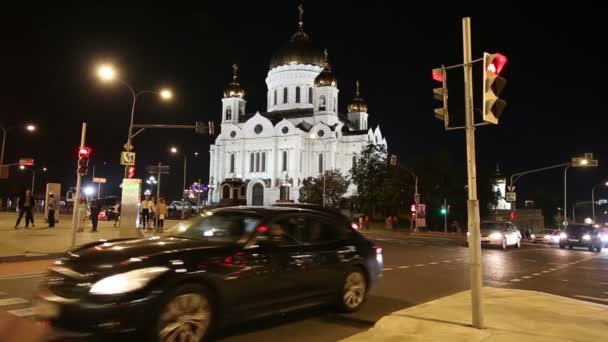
xmin=468 ymin=221 xmax=522 ymax=249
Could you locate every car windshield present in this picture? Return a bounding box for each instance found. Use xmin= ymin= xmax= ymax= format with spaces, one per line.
xmin=566 ymin=225 xmax=592 ymax=234
xmin=171 ymin=211 xmax=261 ymax=244
xmin=481 ymin=222 xmax=503 ymax=231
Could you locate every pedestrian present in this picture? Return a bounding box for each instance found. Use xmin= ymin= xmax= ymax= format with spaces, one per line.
xmin=47 ymin=193 xmax=57 ymax=228
xmin=364 ymin=216 xmax=370 ymax=230
xmin=112 ymin=201 xmax=121 ymax=228
xmin=148 ymin=196 xmax=157 ymax=230
xmin=77 ymin=198 xmax=87 ymax=232
xmin=89 ymin=199 xmax=100 ymax=232
xmin=14 ymin=190 xmax=35 ymax=229
xmin=392 ymin=216 xmax=399 ymax=230
xmin=358 ymin=216 xmax=364 ymax=230
xmin=141 ymin=196 xmax=152 ymax=229
xmin=156 ymin=198 xmax=168 ymax=233
xmin=385 ymin=216 xmax=393 ymax=230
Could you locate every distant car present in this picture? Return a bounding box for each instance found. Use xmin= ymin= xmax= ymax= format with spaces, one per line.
xmin=559 ymin=224 xmax=603 ymax=252
xmin=531 ymin=229 xmax=561 ymax=244
xmin=467 ymin=221 xmax=522 ymax=249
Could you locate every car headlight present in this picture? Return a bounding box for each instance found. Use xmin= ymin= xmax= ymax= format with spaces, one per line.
xmin=582 ymin=234 xmax=591 ymax=241
xmin=90 ymin=267 xmax=169 ymax=295
xmin=544 ymin=234 xmax=551 ymax=239
xmin=466 ymin=232 xmax=470 ymax=237
xmin=559 ymin=232 xmax=567 ymax=239
xmin=489 ymin=232 xmax=503 ymax=240
xmin=601 ymin=234 xmax=607 ymax=242
xmin=531 ymin=234 xmax=536 ymax=239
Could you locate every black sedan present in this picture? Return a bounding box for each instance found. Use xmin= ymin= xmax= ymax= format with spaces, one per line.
xmin=35 ymin=206 xmax=383 ymax=341
xmin=559 ymin=224 xmax=603 ymax=252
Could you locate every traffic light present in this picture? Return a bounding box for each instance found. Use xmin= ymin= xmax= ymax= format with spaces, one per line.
xmin=440 ymin=206 xmax=447 ymax=215
xmin=127 ymin=166 xmax=136 ymax=179
xmin=482 ymin=52 xmax=508 ymax=124
xmin=77 ymin=147 xmax=91 ymax=176
xmin=432 ymin=66 xmax=448 ymax=128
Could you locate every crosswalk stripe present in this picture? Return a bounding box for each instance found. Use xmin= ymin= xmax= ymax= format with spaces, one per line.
xmin=0 ymin=291 xmax=7 ymax=296
xmin=7 ymin=307 xmax=35 ymax=317
xmin=0 ymin=298 xmax=29 ymax=307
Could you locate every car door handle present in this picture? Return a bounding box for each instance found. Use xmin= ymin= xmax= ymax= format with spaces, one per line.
xmin=291 ymin=254 xmax=313 ymax=259
xmin=337 ymin=246 xmax=356 ymax=254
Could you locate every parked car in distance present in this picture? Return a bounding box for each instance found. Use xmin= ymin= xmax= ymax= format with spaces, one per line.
xmin=467 ymin=221 xmax=522 ymax=249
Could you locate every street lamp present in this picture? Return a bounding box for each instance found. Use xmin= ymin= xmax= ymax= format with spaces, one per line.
xmin=591 ymin=180 xmax=608 ymax=223
xmin=564 ymin=154 xmax=598 ymax=227
xmin=95 ymin=63 xmax=173 ymax=177
xmin=1 ymin=123 xmax=37 ymax=166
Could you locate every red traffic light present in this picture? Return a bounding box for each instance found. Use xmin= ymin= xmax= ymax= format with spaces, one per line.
xmin=78 ymin=147 xmax=92 ymax=159
xmin=432 ymin=68 xmax=445 ymax=82
xmin=487 ymin=53 xmax=507 ymax=75
xmin=127 ymin=166 xmax=136 ymax=178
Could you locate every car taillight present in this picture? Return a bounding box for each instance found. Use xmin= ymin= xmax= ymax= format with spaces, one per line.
xmin=256 ymin=225 xmax=268 ymax=233
xmin=373 ymin=245 xmax=382 ymax=254
xmin=351 ymin=222 xmax=359 ymax=230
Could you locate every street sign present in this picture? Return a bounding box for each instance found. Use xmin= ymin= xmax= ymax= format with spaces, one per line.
xmin=506 ymin=192 xmax=516 ymax=202
xmin=120 ymin=152 xmax=136 ymax=166
xmin=93 ymin=177 xmax=107 ymax=184
xmin=507 ymin=185 xmax=515 ymax=192
xmin=19 ymin=158 xmax=34 ymax=166
xmin=123 ymin=143 xmax=133 ymax=152
xmin=414 ymin=193 xmax=420 ymax=203
xmin=147 ymin=165 xmax=171 ymax=175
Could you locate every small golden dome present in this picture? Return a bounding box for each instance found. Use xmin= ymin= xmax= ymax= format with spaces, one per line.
xmin=348 ymin=81 xmax=368 ymax=113
xmin=223 ymin=64 xmax=245 ymax=98
xmin=314 ymin=49 xmax=337 ymax=87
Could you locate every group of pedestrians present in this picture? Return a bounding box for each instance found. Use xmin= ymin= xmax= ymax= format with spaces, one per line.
xmin=140 ymin=196 xmax=168 ymax=232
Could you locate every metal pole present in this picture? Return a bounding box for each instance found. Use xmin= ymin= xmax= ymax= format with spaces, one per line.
xmin=564 ymin=165 xmax=570 ymax=227
xmin=462 ymin=17 xmax=484 ymax=329
xmin=31 ymin=170 xmax=35 ymax=194
xmin=124 ymin=87 xmax=137 ymax=178
xmin=71 ymin=122 xmax=87 ymax=248
xmin=444 ymin=198 xmax=448 ymax=233
xmin=323 ymin=171 xmax=326 ymax=207
xmin=0 ymin=127 xmax=6 ymax=166
xmin=591 ymin=185 xmax=596 ymax=223
xmin=572 ymin=203 xmax=576 ymax=223
xmin=156 ymin=162 xmax=161 ymax=230
xmin=183 ymin=155 xmax=187 ymax=199
xmin=197 ymin=178 xmax=202 ymax=208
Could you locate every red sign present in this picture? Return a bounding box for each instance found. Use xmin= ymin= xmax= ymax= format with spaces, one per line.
xmin=19 ymin=158 xmax=34 ymax=167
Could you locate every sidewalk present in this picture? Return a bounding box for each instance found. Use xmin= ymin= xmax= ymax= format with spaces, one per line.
xmin=0 ymin=212 xmax=180 ymax=262
xmin=341 ymin=287 xmax=608 ymax=342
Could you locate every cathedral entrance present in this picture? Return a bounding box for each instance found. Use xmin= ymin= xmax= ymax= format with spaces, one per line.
xmin=252 ymin=183 xmax=264 ymax=206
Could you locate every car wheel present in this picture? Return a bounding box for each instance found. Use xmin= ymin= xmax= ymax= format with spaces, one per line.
xmin=515 ymin=238 xmax=521 ymax=248
xmin=155 ymin=284 xmax=213 ymax=342
xmin=596 ymin=244 xmax=603 ymax=253
xmin=338 ymin=268 xmax=368 ymax=313
xmin=559 ymin=244 xmax=565 ymax=249
xmin=589 ymin=245 xmax=595 ymax=252
xmin=501 ymin=238 xmax=507 ymax=250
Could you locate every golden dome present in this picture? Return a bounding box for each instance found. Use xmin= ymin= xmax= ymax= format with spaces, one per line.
xmin=348 ymin=81 xmax=368 ymax=113
xmin=223 ymin=64 xmax=245 ymax=98
xmin=314 ymin=49 xmax=337 ymax=87
xmin=269 ymin=4 xmax=325 ymax=69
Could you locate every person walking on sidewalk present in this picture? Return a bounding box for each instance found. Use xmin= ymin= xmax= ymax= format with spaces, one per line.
xmin=89 ymin=199 xmax=101 ymax=232
xmin=141 ymin=196 xmax=152 ymax=229
xmin=156 ymin=198 xmax=168 ymax=233
xmin=15 ymin=190 xmax=35 ymax=229
xmin=77 ymin=197 xmax=88 ymax=232
xmin=112 ymin=201 xmax=120 ymax=228
xmin=47 ymin=193 xmax=57 ymax=228
xmin=147 ymin=196 xmax=157 ymax=231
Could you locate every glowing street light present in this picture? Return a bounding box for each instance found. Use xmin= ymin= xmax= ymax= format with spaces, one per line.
xmin=170 ymin=147 xmax=178 ymax=154
xmin=26 ymin=124 xmax=36 ymax=132
xmin=160 ymin=89 xmax=173 ymax=100
xmin=97 ymin=64 xmax=116 ymax=81
xmin=43 ymin=167 xmax=47 ymax=172
xmin=19 ymin=165 xmax=25 ymax=170
xmin=84 ymin=186 xmax=95 ymax=197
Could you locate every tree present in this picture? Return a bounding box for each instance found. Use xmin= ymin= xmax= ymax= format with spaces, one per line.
xmin=299 ymin=169 xmax=349 ymax=209
xmin=350 ymin=144 xmax=389 ymax=217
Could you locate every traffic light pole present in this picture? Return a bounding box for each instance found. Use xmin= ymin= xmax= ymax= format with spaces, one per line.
xmin=71 ymin=122 xmax=87 ymax=248
xmin=462 ymin=17 xmax=484 ymax=329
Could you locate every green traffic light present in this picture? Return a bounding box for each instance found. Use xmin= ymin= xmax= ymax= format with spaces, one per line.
xmin=440 ymin=208 xmax=447 ymax=215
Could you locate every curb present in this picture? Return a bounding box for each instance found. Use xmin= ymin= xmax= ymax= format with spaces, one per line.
xmin=0 ymin=253 xmax=63 ymax=264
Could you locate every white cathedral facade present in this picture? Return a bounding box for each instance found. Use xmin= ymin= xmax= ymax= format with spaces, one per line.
xmin=208 ymin=10 xmax=386 ymax=206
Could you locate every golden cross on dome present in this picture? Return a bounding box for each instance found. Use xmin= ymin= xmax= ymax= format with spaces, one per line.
xmin=356 ymin=80 xmax=360 ymax=97
xmin=232 ymin=64 xmax=238 ymax=80
xmin=298 ymin=1 xmax=304 ymax=29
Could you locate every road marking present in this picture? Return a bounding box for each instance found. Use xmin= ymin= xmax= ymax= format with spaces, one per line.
xmin=549 ymin=268 xmax=557 ymax=271
xmin=578 ymin=267 xmax=594 ymax=270
xmin=415 ymin=264 xmax=425 ymax=267
xmin=524 ymin=259 xmax=537 ymax=262
xmin=455 ymin=258 xmax=463 ymax=261
xmin=601 ymin=283 xmax=608 ymax=286
xmin=442 ymin=260 xmax=452 ymax=263
xmin=541 ymin=270 xmax=550 ymax=273
xmin=562 ymin=280 xmax=568 ymax=282
xmin=574 ymin=295 xmax=608 ymax=303
xmin=0 ymin=298 xmax=29 ymax=307
xmin=522 ymin=276 xmax=533 ymax=279
xmin=382 ymin=268 xmax=394 ymax=271
xmin=0 ymin=273 xmax=45 ymax=280
xmin=7 ymin=308 xmax=35 ymax=317
xmin=0 ymin=291 xmax=6 ymax=296
xmin=533 ymin=273 xmax=541 ymax=276
xmin=429 ymin=262 xmax=439 ymax=265
xmin=510 ymin=279 xmax=521 ymax=282
xmin=398 ymin=266 xmax=410 ymax=269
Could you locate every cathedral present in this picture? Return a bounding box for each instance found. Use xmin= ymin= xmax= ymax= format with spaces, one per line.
xmin=208 ymin=5 xmax=387 ymax=206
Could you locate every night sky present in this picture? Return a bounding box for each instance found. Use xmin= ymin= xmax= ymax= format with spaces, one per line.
xmin=1 ymin=2 xmax=606 ymax=218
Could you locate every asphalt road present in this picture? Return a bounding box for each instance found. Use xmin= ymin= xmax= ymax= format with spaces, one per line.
xmin=1 ymin=232 xmax=607 ymax=341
